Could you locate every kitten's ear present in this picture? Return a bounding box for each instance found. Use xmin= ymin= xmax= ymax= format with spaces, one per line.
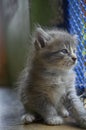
xmin=73 ymin=34 xmax=78 ymax=45
xmin=34 ymin=27 xmax=51 ymax=50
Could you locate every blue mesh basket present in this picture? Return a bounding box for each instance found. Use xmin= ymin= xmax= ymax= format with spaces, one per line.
xmin=64 ymin=0 xmax=86 ymax=95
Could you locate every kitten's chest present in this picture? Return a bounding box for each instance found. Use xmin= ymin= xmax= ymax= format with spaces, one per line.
xmin=49 ymin=76 xmax=67 ymax=96
xmin=59 ymin=72 xmax=75 ymax=90
xmin=48 ymin=76 xmax=67 ymax=104
xmin=51 ymin=73 xmax=74 ymax=93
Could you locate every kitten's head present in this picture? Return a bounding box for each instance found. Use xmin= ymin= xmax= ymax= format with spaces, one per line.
xmin=33 ymin=27 xmax=78 ymax=71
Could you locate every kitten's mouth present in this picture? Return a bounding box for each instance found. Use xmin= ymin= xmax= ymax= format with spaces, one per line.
xmin=63 ymin=60 xmax=77 ymax=68
xmin=67 ymin=62 xmax=73 ymax=67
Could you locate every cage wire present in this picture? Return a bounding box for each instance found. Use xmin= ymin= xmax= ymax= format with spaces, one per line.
xmin=64 ymin=0 xmax=86 ymax=95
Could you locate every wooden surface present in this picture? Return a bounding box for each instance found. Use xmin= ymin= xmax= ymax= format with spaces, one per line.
xmin=0 ymin=88 xmax=83 ymax=130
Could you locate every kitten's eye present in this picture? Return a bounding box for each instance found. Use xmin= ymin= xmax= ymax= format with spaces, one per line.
xmin=61 ymin=49 xmax=68 ymax=54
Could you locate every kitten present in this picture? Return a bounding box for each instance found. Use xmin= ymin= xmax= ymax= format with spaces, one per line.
xmin=18 ymin=27 xmax=86 ymax=127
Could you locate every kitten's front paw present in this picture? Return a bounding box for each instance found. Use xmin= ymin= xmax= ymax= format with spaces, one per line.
xmin=21 ymin=113 xmax=35 ymax=124
xmin=61 ymin=109 xmax=69 ymax=117
xmin=78 ymin=116 xmax=86 ymax=128
xmin=45 ymin=116 xmax=64 ymax=125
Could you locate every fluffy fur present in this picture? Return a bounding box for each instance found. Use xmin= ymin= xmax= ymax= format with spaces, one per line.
xmin=18 ymin=27 xmax=86 ymax=128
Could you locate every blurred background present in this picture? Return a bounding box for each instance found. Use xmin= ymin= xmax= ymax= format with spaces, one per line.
xmin=0 ymin=0 xmax=86 ymax=93
xmin=0 ymin=0 xmax=64 ymax=86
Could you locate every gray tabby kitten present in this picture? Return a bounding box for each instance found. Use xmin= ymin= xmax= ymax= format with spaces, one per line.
xmin=18 ymin=27 xmax=86 ymax=128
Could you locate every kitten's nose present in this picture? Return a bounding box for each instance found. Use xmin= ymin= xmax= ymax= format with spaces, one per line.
xmin=72 ymin=57 xmax=77 ymax=62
